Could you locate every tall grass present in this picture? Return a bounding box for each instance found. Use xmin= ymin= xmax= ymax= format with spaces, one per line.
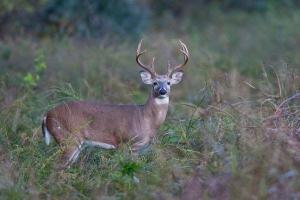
xmin=1 ymin=10 xmax=300 ymax=199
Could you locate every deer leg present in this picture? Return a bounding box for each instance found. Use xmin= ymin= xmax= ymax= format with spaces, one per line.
xmin=55 ymin=142 xmax=83 ymax=170
xmin=84 ymin=140 xmax=116 ymax=149
xmin=132 ymin=136 xmax=150 ymax=153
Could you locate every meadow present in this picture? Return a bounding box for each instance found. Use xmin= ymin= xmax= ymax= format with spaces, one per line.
xmin=1 ymin=9 xmax=300 ymax=199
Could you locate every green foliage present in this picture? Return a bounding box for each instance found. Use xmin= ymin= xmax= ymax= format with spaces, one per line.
xmin=0 ymin=0 xmax=148 ymax=38
xmin=50 ymin=83 xmax=82 ymax=103
xmin=2 ymin=1 xmax=300 ymax=37
xmin=120 ymin=161 xmax=141 ymax=177
xmin=0 ymin=44 xmax=11 ymax=61
xmin=0 ymin=0 xmax=47 ymax=13
xmin=22 ymin=49 xmax=47 ymax=88
xmin=150 ymin=0 xmax=300 ymax=16
xmin=23 ymin=73 xmax=38 ymax=87
xmin=39 ymin=0 xmax=148 ymax=37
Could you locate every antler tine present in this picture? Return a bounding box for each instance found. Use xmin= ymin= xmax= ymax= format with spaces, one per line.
xmin=136 ymin=40 xmax=156 ymax=76
xmin=151 ymin=57 xmax=156 ymax=73
xmin=167 ymin=40 xmax=189 ymax=76
xmin=167 ymin=60 xmax=172 ymax=75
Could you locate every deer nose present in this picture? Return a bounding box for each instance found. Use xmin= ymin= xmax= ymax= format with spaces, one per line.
xmin=159 ymin=88 xmax=167 ymax=95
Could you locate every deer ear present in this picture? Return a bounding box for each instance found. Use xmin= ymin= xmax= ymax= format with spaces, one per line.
xmin=170 ymin=71 xmax=184 ymax=85
xmin=140 ymin=71 xmax=153 ymax=84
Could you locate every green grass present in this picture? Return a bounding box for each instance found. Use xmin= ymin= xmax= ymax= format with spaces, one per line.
xmin=1 ymin=10 xmax=300 ymax=199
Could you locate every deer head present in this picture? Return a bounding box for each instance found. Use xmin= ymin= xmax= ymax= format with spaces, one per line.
xmin=136 ymin=40 xmax=189 ymax=99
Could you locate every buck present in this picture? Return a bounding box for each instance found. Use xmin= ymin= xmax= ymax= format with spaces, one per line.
xmin=42 ymin=40 xmax=189 ymax=169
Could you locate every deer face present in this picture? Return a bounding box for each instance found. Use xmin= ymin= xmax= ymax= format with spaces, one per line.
xmin=136 ymin=40 xmax=189 ymax=99
xmin=140 ymin=71 xmax=184 ymax=99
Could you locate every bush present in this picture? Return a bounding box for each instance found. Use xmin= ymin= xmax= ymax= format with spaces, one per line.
xmin=148 ymin=0 xmax=300 ymax=17
xmin=38 ymin=0 xmax=148 ymax=37
xmin=0 ymin=0 xmax=148 ymax=38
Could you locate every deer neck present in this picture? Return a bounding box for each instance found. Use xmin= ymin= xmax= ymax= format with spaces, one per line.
xmin=143 ymin=91 xmax=169 ymax=127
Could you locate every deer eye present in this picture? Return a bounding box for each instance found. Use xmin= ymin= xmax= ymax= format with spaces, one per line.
xmin=167 ymin=81 xmax=171 ymax=85
xmin=153 ymin=82 xmax=158 ymax=86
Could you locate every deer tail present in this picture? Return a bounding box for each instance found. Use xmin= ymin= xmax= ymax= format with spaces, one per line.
xmin=42 ymin=116 xmax=51 ymax=145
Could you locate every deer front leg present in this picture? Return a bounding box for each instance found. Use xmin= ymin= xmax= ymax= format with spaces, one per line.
xmin=132 ymin=136 xmax=151 ymax=153
xmin=55 ymin=142 xmax=83 ymax=170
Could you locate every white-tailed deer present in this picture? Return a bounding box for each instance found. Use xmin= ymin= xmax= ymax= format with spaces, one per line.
xmin=42 ymin=40 xmax=189 ymax=169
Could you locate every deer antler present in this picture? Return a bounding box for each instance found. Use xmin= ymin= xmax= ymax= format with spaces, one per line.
xmin=136 ymin=40 xmax=156 ymax=76
xmin=167 ymin=40 xmax=189 ymax=76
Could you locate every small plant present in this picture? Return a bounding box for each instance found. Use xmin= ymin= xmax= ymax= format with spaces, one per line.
xmin=23 ymin=49 xmax=47 ymax=88
xmin=120 ymin=160 xmax=141 ymax=177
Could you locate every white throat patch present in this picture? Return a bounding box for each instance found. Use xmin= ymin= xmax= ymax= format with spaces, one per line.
xmin=154 ymin=97 xmax=169 ymax=105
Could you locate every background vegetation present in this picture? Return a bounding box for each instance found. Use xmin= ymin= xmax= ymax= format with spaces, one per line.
xmin=1 ymin=0 xmax=300 ymax=199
